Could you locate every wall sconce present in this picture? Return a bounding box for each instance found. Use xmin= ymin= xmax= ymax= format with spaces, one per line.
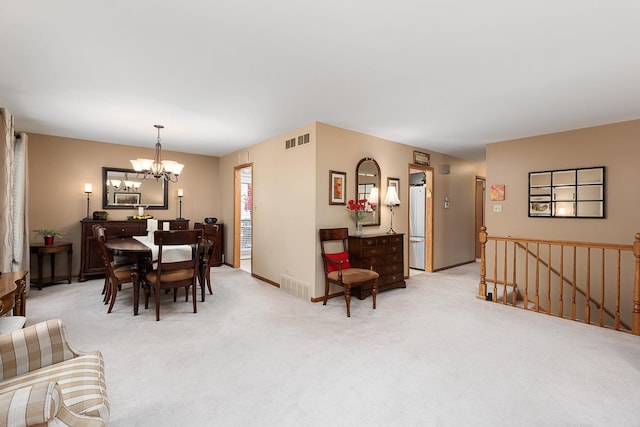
xmin=384 ymin=186 xmax=401 ymax=234
xmin=84 ymin=183 xmax=92 ymax=219
xmin=177 ymin=189 xmax=184 ymax=220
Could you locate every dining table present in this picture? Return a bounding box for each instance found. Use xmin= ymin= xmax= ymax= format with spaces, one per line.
xmin=104 ymin=236 xmax=210 ymax=315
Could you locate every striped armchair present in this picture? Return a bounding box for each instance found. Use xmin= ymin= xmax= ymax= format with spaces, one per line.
xmin=0 ymin=319 xmax=109 ymax=426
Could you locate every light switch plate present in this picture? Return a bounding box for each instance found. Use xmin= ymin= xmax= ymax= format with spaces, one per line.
xmin=493 ymin=205 xmax=502 ymax=212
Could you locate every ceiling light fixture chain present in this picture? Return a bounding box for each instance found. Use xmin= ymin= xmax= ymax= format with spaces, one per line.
xmin=130 ymin=124 xmax=184 ymax=182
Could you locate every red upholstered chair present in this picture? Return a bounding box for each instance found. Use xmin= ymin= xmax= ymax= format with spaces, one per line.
xmin=319 ymin=228 xmax=379 ymax=317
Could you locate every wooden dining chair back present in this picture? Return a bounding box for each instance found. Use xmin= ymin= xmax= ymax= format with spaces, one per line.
xmin=198 ymin=239 xmax=215 ymax=297
xmin=194 ymin=223 xmax=220 ymax=295
xmin=143 ymin=229 xmax=203 ymax=321
xmin=93 ymin=225 xmax=133 ymax=313
xmin=319 ymin=228 xmax=379 ymax=317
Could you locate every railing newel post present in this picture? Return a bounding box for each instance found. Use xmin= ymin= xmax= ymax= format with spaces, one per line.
xmin=477 ymin=226 xmax=488 ymax=300
xmin=632 ymin=233 xmax=640 ymax=335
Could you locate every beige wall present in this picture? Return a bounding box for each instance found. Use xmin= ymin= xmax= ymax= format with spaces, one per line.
xmin=219 ymin=123 xmax=317 ymax=284
xmin=28 ymin=134 xmax=221 ymax=277
xmin=485 ymin=119 xmax=640 ymax=243
xmin=27 ymin=123 xmax=483 ymax=298
xmin=221 ymin=122 xmax=484 ymax=299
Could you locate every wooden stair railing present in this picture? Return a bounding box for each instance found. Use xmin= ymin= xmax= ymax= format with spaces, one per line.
xmin=477 ymin=226 xmax=640 ymax=336
xmin=514 ymin=241 xmax=631 ymax=331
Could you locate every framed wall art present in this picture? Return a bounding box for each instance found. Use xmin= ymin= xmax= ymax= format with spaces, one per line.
xmin=490 ymin=184 xmax=505 ymax=201
xmin=413 ymin=151 xmax=430 ymax=165
xmin=114 ymin=192 xmax=141 ymax=205
xmin=329 ymin=170 xmax=346 ymax=205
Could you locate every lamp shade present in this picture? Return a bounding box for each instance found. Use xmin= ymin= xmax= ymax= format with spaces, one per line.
xmin=384 ymin=186 xmax=401 ymax=206
xmin=84 ymin=183 xmax=92 ymax=193
xmin=368 ymin=186 xmax=378 ymax=202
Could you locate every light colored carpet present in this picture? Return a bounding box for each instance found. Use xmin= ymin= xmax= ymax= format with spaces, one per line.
xmin=25 ymin=263 xmax=640 ymax=426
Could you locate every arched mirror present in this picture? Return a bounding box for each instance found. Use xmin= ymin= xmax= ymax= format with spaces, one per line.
xmin=355 ymin=158 xmax=381 ymax=226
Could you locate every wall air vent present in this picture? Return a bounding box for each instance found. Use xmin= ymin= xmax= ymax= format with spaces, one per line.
xmin=285 ymin=133 xmax=311 ymax=150
xmin=298 ymin=133 xmax=310 ymax=146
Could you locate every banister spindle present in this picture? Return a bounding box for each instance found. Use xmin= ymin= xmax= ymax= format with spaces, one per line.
xmin=615 ymin=250 xmax=621 ymax=330
xmin=524 ymin=242 xmax=529 ymax=309
xmin=535 ymin=243 xmax=540 ymax=312
xmin=493 ymin=240 xmax=498 ymax=301
xmin=559 ymin=245 xmax=564 ymax=318
xmin=503 ymin=240 xmax=508 ymax=304
xmin=585 ymin=247 xmax=591 ymax=324
xmin=571 ymin=247 xmax=577 ymax=320
xmin=632 ymin=233 xmax=640 ymax=335
xmin=547 ymin=244 xmax=551 ymax=314
xmin=599 ymin=249 xmax=605 ymax=327
xmin=512 ymin=241 xmax=517 ymax=306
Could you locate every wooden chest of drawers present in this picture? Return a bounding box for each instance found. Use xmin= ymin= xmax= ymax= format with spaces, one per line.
xmin=348 ymin=233 xmax=406 ymax=299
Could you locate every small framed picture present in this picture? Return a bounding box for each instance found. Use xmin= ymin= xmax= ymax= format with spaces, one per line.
xmin=329 ymin=170 xmax=346 ymax=205
xmin=387 ymin=177 xmax=400 ymax=205
xmin=413 ymin=151 xmax=430 ymax=165
xmin=490 ymin=184 xmax=505 ymax=201
xmin=114 ymin=192 xmax=141 ymax=205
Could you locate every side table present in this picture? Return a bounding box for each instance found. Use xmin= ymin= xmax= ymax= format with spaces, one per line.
xmin=29 ymin=242 xmax=73 ymax=290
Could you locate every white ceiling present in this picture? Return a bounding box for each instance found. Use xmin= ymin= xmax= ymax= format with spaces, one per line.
xmin=2 ymin=1 xmax=640 ymax=161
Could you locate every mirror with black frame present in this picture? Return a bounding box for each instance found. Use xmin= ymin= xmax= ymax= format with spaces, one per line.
xmin=102 ymin=167 xmax=168 ymax=210
xmin=355 ymin=158 xmax=381 ymax=226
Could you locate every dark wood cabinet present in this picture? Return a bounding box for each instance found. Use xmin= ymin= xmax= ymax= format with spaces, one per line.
xmin=78 ymin=219 xmax=190 ymax=281
xmin=194 ymin=222 xmax=224 ymax=267
xmin=158 ymin=219 xmax=189 ymax=230
xmin=348 ymin=233 xmax=406 ymax=299
xmin=79 ymin=219 xmax=147 ymax=281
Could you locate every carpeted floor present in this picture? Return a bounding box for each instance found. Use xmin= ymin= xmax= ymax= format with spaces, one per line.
xmin=25 ymin=262 xmax=640 ymax=426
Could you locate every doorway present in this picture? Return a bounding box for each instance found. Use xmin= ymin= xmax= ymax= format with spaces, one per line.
xmin=475 ymin=176 xmax=485 ymax=259
xmin=234 ymin=164 xmax=253 ymax=273
xmin=408 ymin=164 xmax=434 ymax=273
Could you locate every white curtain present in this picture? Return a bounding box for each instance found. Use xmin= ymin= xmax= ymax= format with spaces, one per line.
xmin=0 ymin=108 xmax=30 ymax=290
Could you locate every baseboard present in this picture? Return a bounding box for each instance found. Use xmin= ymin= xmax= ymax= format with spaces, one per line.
xmin=433 ymin=259 xmax=477 ymax=272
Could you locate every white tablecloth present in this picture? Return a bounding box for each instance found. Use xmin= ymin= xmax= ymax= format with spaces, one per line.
xmin=133 ymin=235 xmax=192 ymax=263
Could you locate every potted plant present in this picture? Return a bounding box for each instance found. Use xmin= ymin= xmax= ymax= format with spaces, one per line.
xmin=33 ymin=229 xmax=64 ymax=246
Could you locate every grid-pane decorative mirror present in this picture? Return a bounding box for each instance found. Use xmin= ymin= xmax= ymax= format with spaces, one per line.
xmin=528 ymin=166 xmax=605 ymax=218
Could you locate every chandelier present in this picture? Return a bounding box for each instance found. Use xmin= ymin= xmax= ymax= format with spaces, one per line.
xmin=130 ymin=125 xmax=184 ymax=182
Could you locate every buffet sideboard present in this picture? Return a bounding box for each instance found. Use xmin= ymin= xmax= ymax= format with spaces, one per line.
xmin=78 ymin=218 xmax=190 ymax=281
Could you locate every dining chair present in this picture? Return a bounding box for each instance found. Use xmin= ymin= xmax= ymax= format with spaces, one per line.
xmin=198 ymin=239 xmax=215 ymax=298
xmin=319 ymin=228 xmax=379 ymax=317
xmin=194 ymin=222 xmax=220 ymax=295
xmin=93 ymin=225 xmax=134 ymax=313
xmin=143 ymin=229 xmax=203 ymax=321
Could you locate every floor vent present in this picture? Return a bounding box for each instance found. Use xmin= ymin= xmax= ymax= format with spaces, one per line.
xmin=280 ymin=274 xmax=310 ymax=299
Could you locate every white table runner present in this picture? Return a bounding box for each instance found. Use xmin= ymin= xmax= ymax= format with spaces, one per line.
xmin=133 ymin=235 xmax=192 ymax=263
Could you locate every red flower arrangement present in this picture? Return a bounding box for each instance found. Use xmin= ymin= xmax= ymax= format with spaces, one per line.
xmin=347 ymin=198 xmax=376 ymax=224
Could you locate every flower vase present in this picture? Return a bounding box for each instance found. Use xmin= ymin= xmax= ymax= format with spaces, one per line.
xmin=355 ymin=221 xmax=363 ymax=237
